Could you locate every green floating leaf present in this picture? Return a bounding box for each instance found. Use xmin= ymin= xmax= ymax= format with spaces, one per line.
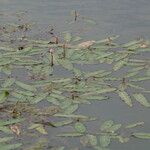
xmin=82 ymin=88 xmax=116 ymax=96
xmin=127 ymin=83 xmax=145 ymax=90
xmin=0 ymin=126 xmax=12 ymax=134
xmin=31 ymin=92 xmax=49 ymax=104
xmin=58 ymin=59 xmax=74 ymax=70
xmin=95 ymin=35 xmax=119 ymax=44
xmin=84 ymin=18 xmax=96 ymax=25
xmin=133 ymin=93 xmax=150 ymax=107
xmin=132 ymin=132 xmax=150 ymax=139
xmin=147 ymin=68 xmax=150 ymax=76
xmin=29 ymin=123 xmax=47 ymax=134
xmin=0 ymin=59 xmax=15 ymax=66
xmin=125 ymin=122 xmax=144 ymax=129
xmin=80 ymin=134 xmax=97 ymax=147
xmin=122 ymin=40 xmax=141 ymax=48
xmin=106 ymin=124 xmax=122 ymax=133
xmin=14 ymin=89 xmax=35 ymax=97
xmin=0 ymin=137 xmax=13 ymax=143
xmin=115 ymin=136 xmax=129 ymax=143
xmin=100 ymin=120 xmax=114 ymax=131
xmin=36 ymin=125 xmax=48 ymax=135
xmin=63 ymin=31 xmax=72 ymax=42
xmin=0 ymin=143 xmax=22 ymax=150
xmin=131 ymin=77 xmax=150 ymax=82
xmin=87 ymin=134 xmax=98 ymax=146
xmin=53 ymin=119 xmax=73 ymax=127
xmin=0 ymin=91 xmax=9 ymax=103
xmin=50 ymin=147 xmax=64 ymax=150
xmin=74 ymin=122 xmax=86 ymax=133
xmin=57 ymin=132 xmax=83 ymax=137
xmin=85 ymin=96 xmax=108 ymax=101
xmin=117 ymin=91 xmax=132 ymax=107
xmin=15 ymin=81 xmax=36 ymax=92
xmin=94 ymin=146 xmax=110 ymax=150
xmin=54 ymin=114 xmax=89 ymax=119
xmin=2 ymin=78 xmax=15 ymax=88
xmin=0 ymin=118 xmax=25 ymax=126
xmin=99 ymin=135 xmax=111 ymax=148
xmin=113 ymin=60 xmax=126 ymax=71
xmin=72 ymin=36 xmax=82 ymax=42
xmin=63 ymin=104 xmax=78 ymax=115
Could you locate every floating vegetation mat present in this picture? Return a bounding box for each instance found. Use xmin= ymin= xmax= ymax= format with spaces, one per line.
xmin=0 ymin=12 xmax=150 ymax=150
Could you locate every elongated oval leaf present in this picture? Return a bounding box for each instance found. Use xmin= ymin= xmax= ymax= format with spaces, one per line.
xmin=132 ymin=133 xmax=150 ymax=139
xmin=57 ymin=132 xmax=83 ymax=137
xmin=0 ymin=143 xmax=22 ymax=150
xmin=15 ymin=81 xmax=36 ymax=92
xmin=117 ymin=91 xmax=132 ymax=107
xmin=133 ymin=93 xmax=150 ymax=107
xmin=125 ymin=122 xmax=144 ymax=129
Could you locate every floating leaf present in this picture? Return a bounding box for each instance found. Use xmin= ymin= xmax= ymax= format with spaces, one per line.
xmin=84 ymin=18 xmax=96 ymax=25
xmin=125 ymin=122 xmax=144 ymax=129
xmin=0 ymin=118 xmax=24 ymax=126
xmin=100 ymin=120 xmax=114 ymax=131
xmin=122 ymin=40 xmax=141 ymax=48
xmin=80 ymin=134 xmax=97 ymax=147
xmin=113 ymin=60 xmax=126 ymax=71
xmin=50 ymin=147 xmax=65 ymax=150
xmin=133 ymin=93 xmax=150 ymax=107
xmin=73 ymin=36 xmax=82 ymax=42
xmin=0 ymin=143 xmax=22 ymax=150
xmin=31 ymin=92 xmax=49 ymax=104
xmin=127 ymin=83 xmax=145 ymax=90
xmin=0 ymin=126 xmax=12 ymax=134
xmin=106 ymin=124 xmax=122 ymax=133
xmin=58 ymin=59 xmax=74 ymax=70
xmin=81 ymin=88 xmax=116 ymax=97
xmin=53 ymin=119 xmax=73 ymax=127
xmin=74 ymin=122 xmax=86 ymax=133
xmin=87 ymin=134 xmax=98 ymax=146
xmin=132 ymin=133 xmax=150 ymax=139
xmin=116 ymin=136 xmax=129 ymax=143
xmin=63 ymin=104 xmax=78 ymax=115
xmin=57 ymin=132 xmax=83 ymax=137
xmin=15 ymin=81 xmax=36 ymax=92
xmin=131 ymin=77 xmax=150 ymax=82
xmin=117 ymin=91 xmax=132 ymax=107
xmin=0 ymin=137 xmax=13 ymax=143
xmin=99 ymin=135 xmax=111 ymax=148
xmin=36 ymin=124 xmax=48 ymax=135
xmin=0 ymin=91 xmax=9 ymax=103
xmin=63 ymin=31 xmax=72 ymax=42
xmin=54 ymin=114 xmax=89 ymax=119
xmin=2 ymin=78 xmax=15 ymax=88
xmin=94 ymin=146 xmax=110 ymax=150
xmin=85 ymin=96 xmax=108 ymax=101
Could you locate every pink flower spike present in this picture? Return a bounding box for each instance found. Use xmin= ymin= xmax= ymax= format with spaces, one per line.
xmin=49 ymin=48 xmax=55 ymax=53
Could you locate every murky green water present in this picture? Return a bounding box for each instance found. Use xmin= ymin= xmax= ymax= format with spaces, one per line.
xmin=0 ymin=0 xmax=150 ymax=150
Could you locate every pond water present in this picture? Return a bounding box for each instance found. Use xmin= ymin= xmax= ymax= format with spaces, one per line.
xmin=0 ymin=0 xmax=150 ymax=150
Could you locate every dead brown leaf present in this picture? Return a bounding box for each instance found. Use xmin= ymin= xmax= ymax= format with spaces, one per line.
xmin=10 ymin=125 xmax=21 ymax=136
xmin=78 ymin=40 xmax=95 ymax=49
